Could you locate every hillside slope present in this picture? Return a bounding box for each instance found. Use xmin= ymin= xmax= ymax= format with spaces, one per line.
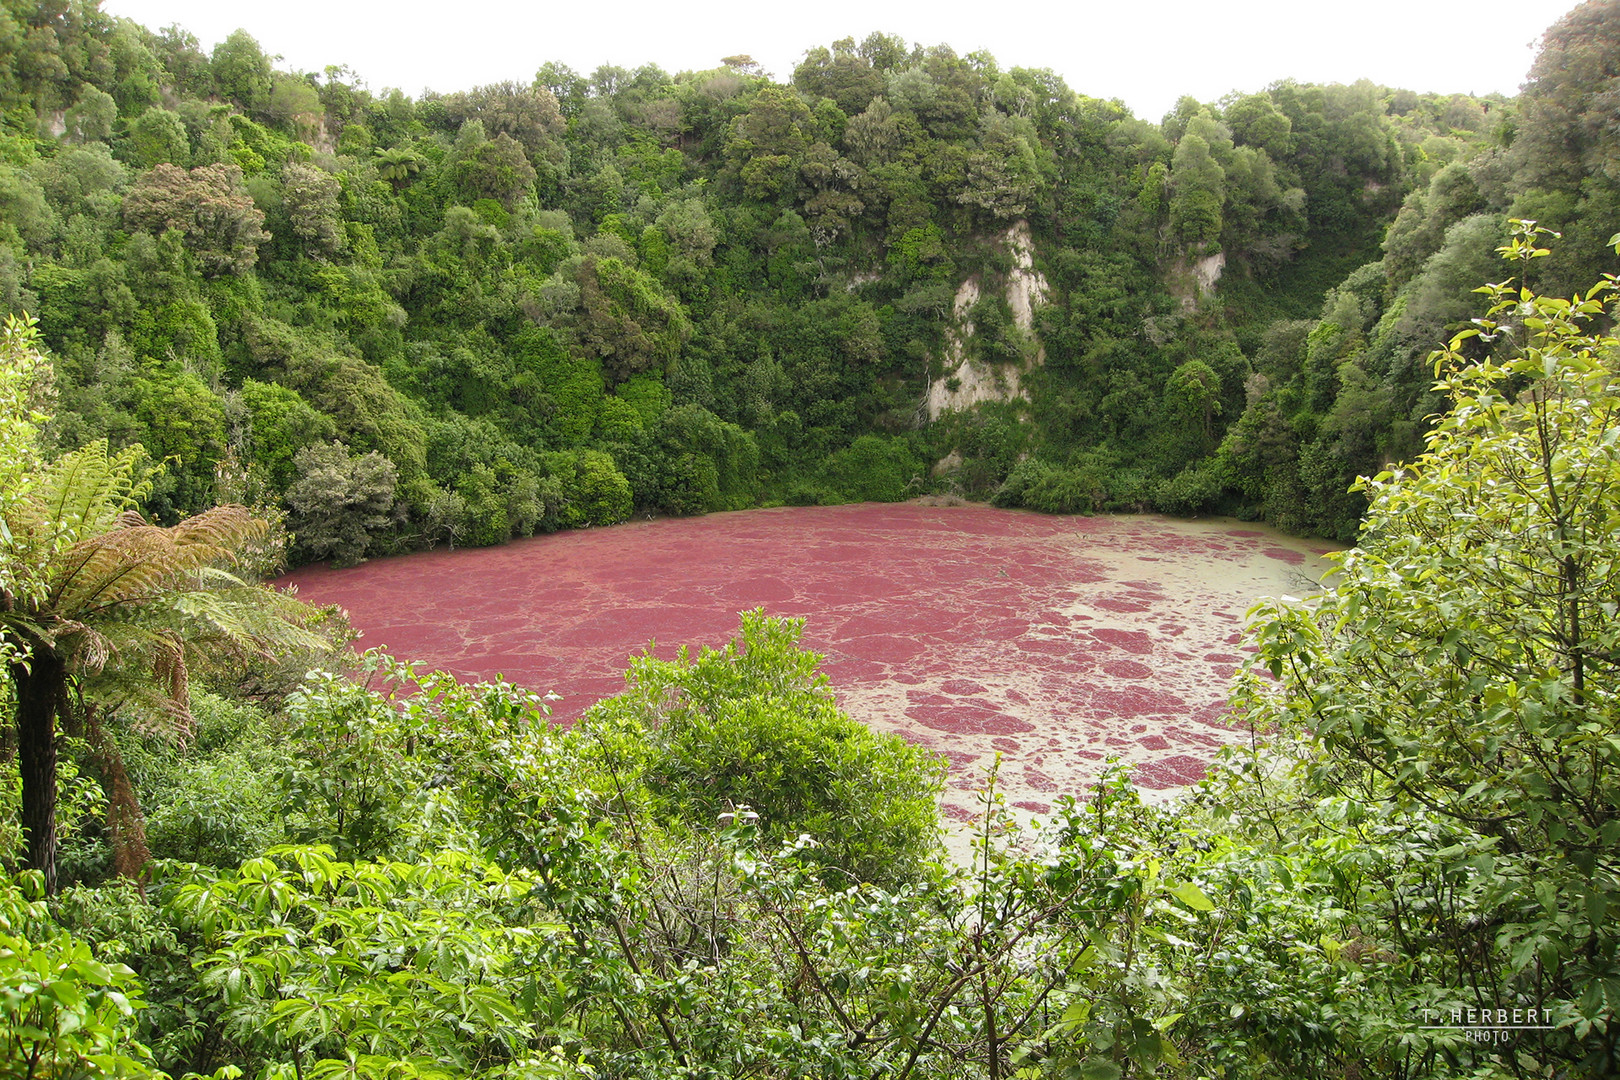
xmin=1 ymin=0 xmax=1615 ymax=557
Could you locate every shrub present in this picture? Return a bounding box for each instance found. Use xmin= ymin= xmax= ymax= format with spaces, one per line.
xmin=819 ymin=433 xmax=921 ymax=503
xmin=1151 ymin=461 xmax=1224 ymax=515
xmin=1232 ymin=225 xmax=1620 ymax=1074
xmin=0 ymin=873 xmax=158 ymax=1076
xmin=575 ymin=611 xmax=946 ymax=885
xmin=994 ymin=457 xmax=1106 ymax=514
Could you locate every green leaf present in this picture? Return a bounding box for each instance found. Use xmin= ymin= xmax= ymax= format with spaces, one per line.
xmin=1154 ymin=1012 xmax=1184 ymax=1032
xmin=1585 ymin=889 xmax=1607 ymax=927
xmin=1169 ymin=881 xmax=1214 ymax=911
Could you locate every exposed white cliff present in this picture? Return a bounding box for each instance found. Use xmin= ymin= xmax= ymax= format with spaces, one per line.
xmin=924 ymin=220 xmax=1050 ymax=422
xmin=1003 ymin=219 xmax=1049 ymax=333
xmin=1169 ymin=250 xmax=1226 ymax=312
xmin=1192 ymin=250 xmax=1225 ymax=297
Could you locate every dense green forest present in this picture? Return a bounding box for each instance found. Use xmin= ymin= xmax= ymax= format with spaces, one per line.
xmin=1 ymin=0 xmax=1615 ymax=555
xmin=4 ymin=245 xmax=1620 ymax=1073
xmin=2 ymin=0 xmax=1620 ymax=1077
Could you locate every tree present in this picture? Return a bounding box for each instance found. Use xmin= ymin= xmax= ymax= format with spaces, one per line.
xmin=210 ymin=28 xmax=271 ymax=115
xmin=0 ymin=318 xmax=47 ymax=652
xmin=1168 ymin=130 xmax=1224 ymax=252
xmin=126 ymin=107 xmax=190 ymax=168
xmin=1241 ymin=225 xmax=1620 ymax=1071
xmin=446 ymin=125 xmax=536 ymax=208
xmin=128 ymin=362 xmax=229 ymax=516
xmin=280 ymin=161 xmax=345 ymax=258
xmin=1223 ymin=91 xmax=1293 ymax=157
xmin=1515 ymin=0 xmax=1620 ymax=191
xmin=651 ymin=404 xmax=760 ymax=514
xmin=573 ymin=255 xmax=692 ymax=383
xmin=959 ymin=111 xmax=1043 ymax=221
xmin=150 ymin=24 xmax=210 ymax=98
xmin=285 ymin=441 xmax=398 ymax=566
xmin=0 ymin=319 xmax=316 ymax=892
xmin=820 ymin=433 xmax=920 ymax=502
xmin=793 ymin=39 xmax=885 ymax=115
xmin=372 ymin=144 xmax=423 ymax=190
xmin=725 ymin=86 xmax=814 ymax=200
xmin=63 ymin=82 xmax=115 ymax=142
xmin=1164 ymin=358 xmax=1222 ymax=447
xmin=238 ymin=379 xmax=337 ymax=492
xmin=579 ymin=611 xmax=946 ymax=884
xmin=1510 ymin=0 xmax=1620 ymax=294
xmin=553 ymin=449 xmax=632 ymax=528
xmin=435 ymin=80 xmax=565 ymax=162
xmin=122 ymin=163 xmax=270 ymax=276
xmin=265 ymin=72 xmax=323 ymax=137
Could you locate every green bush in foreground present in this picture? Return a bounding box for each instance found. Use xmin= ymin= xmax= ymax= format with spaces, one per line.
xmin=0 ymin=872 xmax=158 ymax=1078
xmin=574 ymin=609 xmax=946 ymax=886
xmin=139 ymin=779 xmax=1218 ymax=1080
xmin=1225 ymin=223 xmax=1620 ymax=1076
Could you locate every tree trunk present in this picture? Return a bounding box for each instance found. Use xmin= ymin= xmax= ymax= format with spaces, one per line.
xmin=13 ymin=651 xmax=63 ymax=894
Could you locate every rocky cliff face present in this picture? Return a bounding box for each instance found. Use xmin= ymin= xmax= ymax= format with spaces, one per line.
xmin=924 ymin=220 xmax=1050 ymax=421
xmin=1003 ymin=219 xmax=1049 ymax=331
xmin=1192 ymin=250 xmax=1225 ymax=297
xmin=1166 ymin=250 xmax=1226 ymax=312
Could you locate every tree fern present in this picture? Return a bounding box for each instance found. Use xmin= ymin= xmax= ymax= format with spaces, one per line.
xmin=2 ymin=332 xmax=326 ymax=890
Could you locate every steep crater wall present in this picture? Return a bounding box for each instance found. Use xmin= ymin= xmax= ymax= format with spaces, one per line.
xmin=924 ymin=220 xmax=1051 ymax=421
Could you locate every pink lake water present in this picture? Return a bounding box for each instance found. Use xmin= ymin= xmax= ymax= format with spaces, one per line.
xmin=278 ymin=503 xmax=1337 ymax=829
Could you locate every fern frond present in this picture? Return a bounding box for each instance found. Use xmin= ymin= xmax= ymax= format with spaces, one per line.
xmin=52 ymin=619 xmax=111 ymax=674
xmin=11 ymin=476 xmax=322 ymax=753
xmin=48 ymin=505 xmax=266 ymax=618
xmin=169 ymin=584 xmax=329 ymax=657
xmin=167 ymin=505 xmax=266 ymax=551
xmin=84 ymin=709 xmax=151 ymax=879
xmin=26 ymin=441 xmax=146 ymax=552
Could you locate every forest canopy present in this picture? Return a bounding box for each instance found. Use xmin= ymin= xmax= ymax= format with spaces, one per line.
xmin=2 ymin=1 xmax=1613 ymax=556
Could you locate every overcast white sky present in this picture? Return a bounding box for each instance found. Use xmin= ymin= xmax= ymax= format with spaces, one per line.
xmin=101 ymin=0 xmax=1577 ymax=123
